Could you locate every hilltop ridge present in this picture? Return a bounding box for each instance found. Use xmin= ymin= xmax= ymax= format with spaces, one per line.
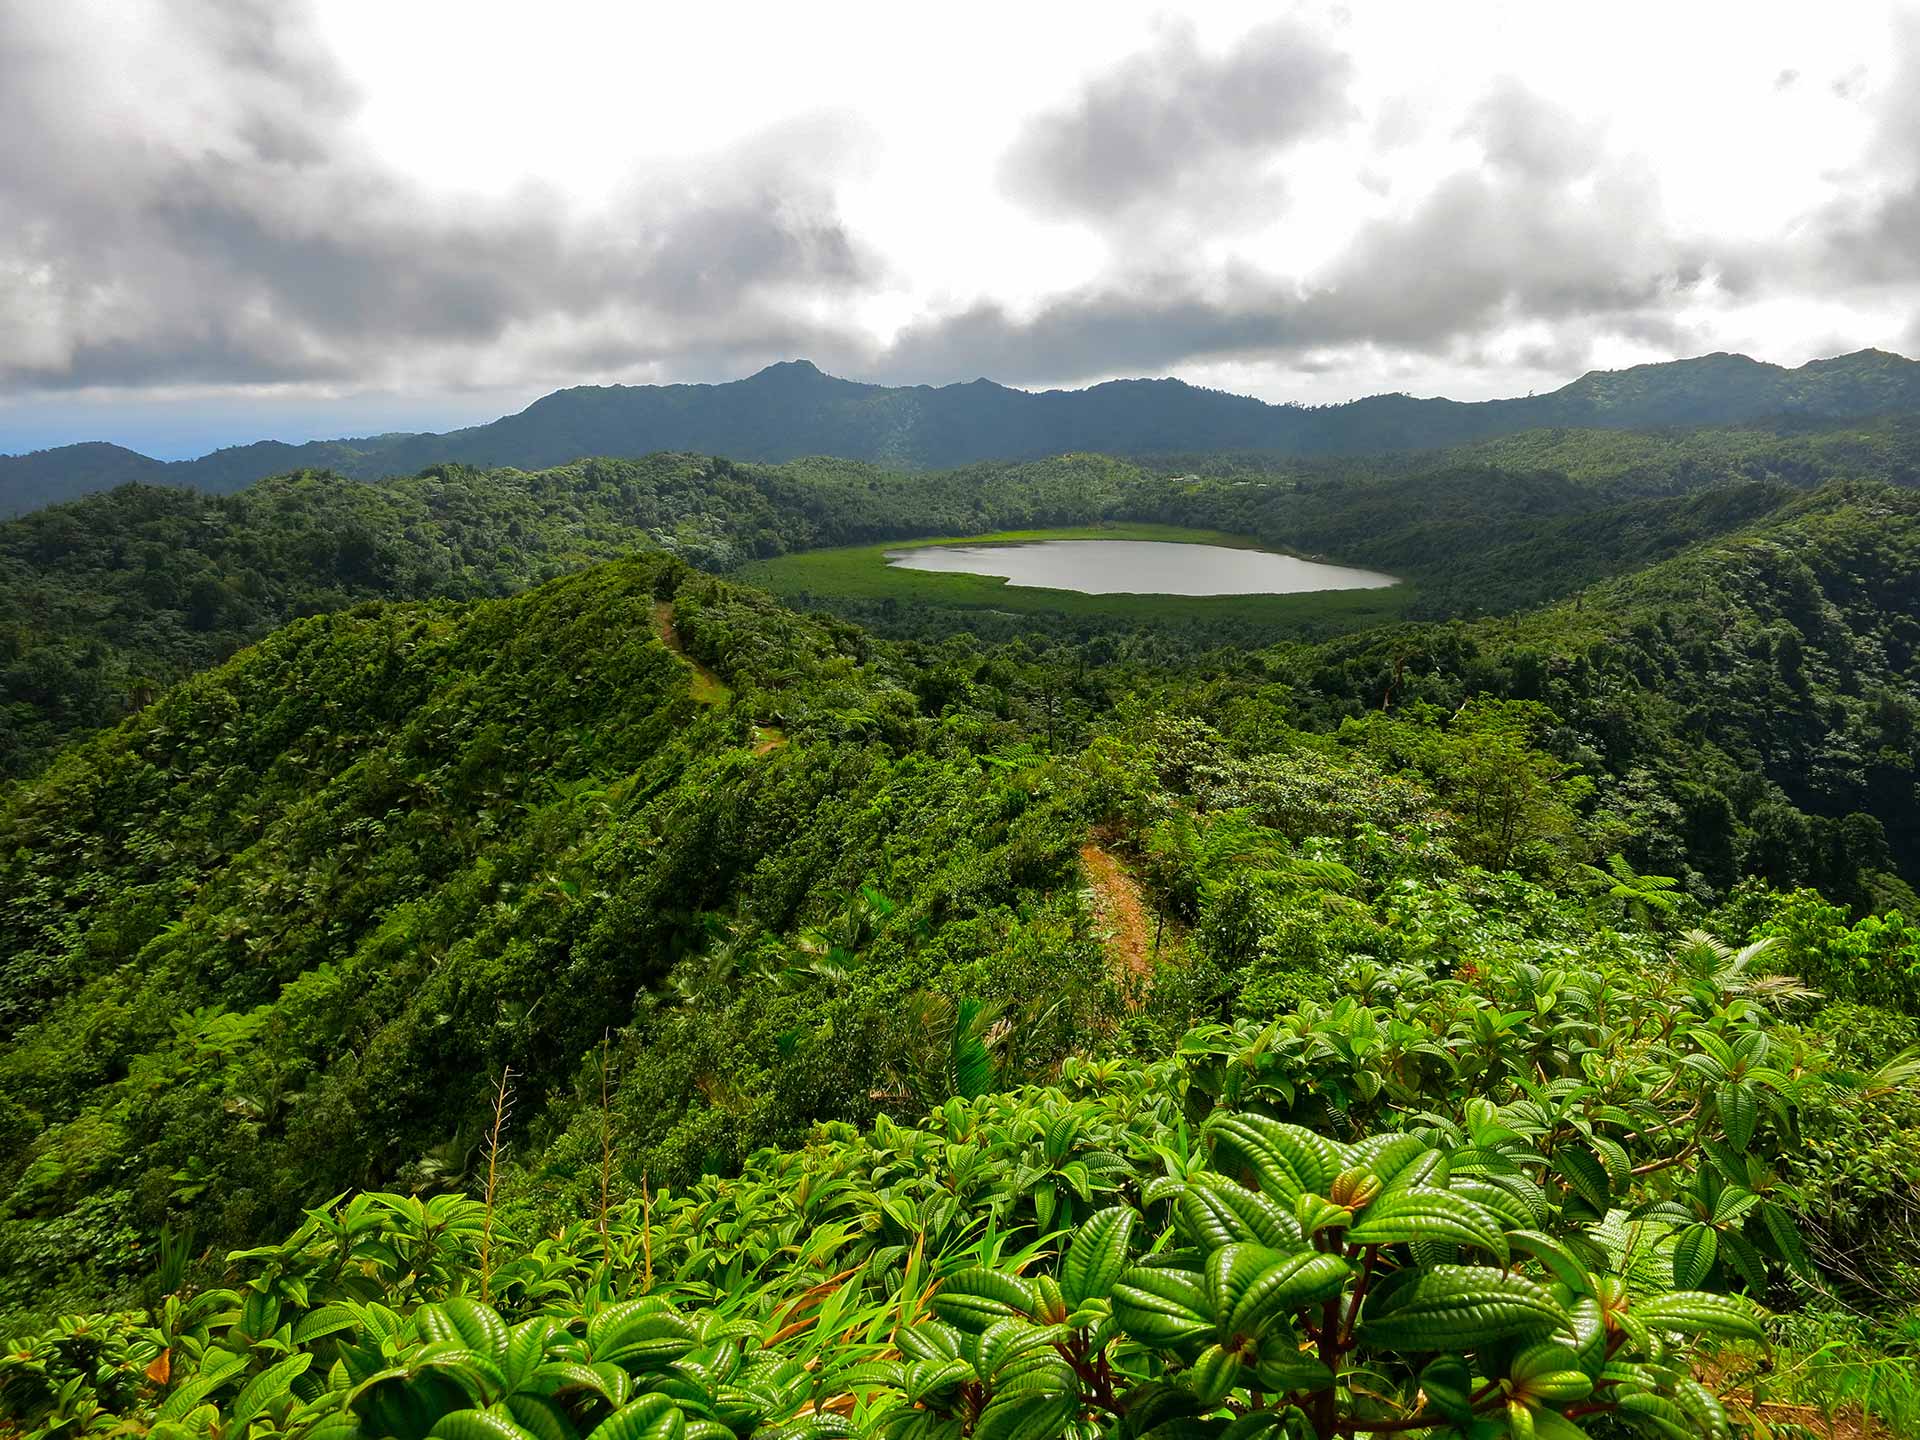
xmin=6 ymin=347 xmax=1919 ymax=514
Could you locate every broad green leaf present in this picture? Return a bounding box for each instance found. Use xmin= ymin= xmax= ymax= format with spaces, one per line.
xmin=899 ymin=1356 xmax=973 ymax=1403
xmin=1173 ymin=1176 xmax=1303 ymax=1252
xmin=294 ymin=1305 xmax=363 ymax=1345
xmin=230 ymin=1354 xmax=314 ymax=1428
xmin=1061 ymin=1206 xmax=1136 ymax=1307
xmin=1294 ymin=1193 xmax=1353 ymax=1237
xmin=897 ymin=1324 xmax=965 ymax=1364
xmin=157 ymin=1357 xmax=248 ymax=1423
xmin=529 ymin=1362 xmax=624 ymax=1408
xmin=415 ymin=1347 xmax=508 ymax=1402
xmin=1206 ymin=1244 xmax=1349 ymax=1338
xmin=1762 ymin=1202 xmax=1816 ymax=1281
xmin=1348 ymin=1188 xmax=1509 ymax=1263
xmin=428 ymin=1410 xmax=537 ymax=1440
xmin=1673 ymin=1375 xmax=1733 ymax=1440
xmin=1632 ymin=1291 xmax=1763 ymax=1342
xmin=1507 ymin=1230 xmax=1593 ymax=1292
xmin=587 ymin=1307 xmax=697 ymax=1370
xmin=1553 ymin=1147 xmax=1610 ymax=1213
xmin=1511 ymin=1340 xmax=1585 ymax=1388
xmin=1717 ymin=1082 xmax=1757 ymax=1153
xmin=1419 ymin=1355 xmax=1474 ymax=1421
xmin=1111 ymin=1266 xmax=1212 ymax=1346
xmin=1615 ymin=1390 xmax=1702 ymax=1440
xmin=766 ymin=1420 xmax=855 ymax=1440
xmin=1718 ymin=1228 xmax=1768 ymax=1292
xmin=1205 ymin=1114 xmax=1339 ymax=1203
xmin=1344 ymin=1134 xmax=1429 ymax=1187
xmin=1526 ymin=1410 xmax=1595 ymax=1440
xmin=1359 ymin=1265 xmax=1569 ymax=1350
xmin=932 ymin=1268 xmax=1039 ymax=1331
xmin=1183 ymin=1344 xmax=1241 ymax=1406
xmin=504 ymin=1394 xmax=579 ymax=1440
xmin=1672 ymin=1225 xmax=1718 ymax=1290
xmin=1453 ymin=1172 xmax=1550 ymax=1231
xmin=1507 ymin=1338 xmax=1592 ymax=1405
xmin=972 ymin=1390 xmax=1079 ymax=1440
xmin=1249 ymin=1347 xmax=1333 ymax=1396
xmin=975 ymin=1318 xmax=1068 ymax=1384
xmin=503 ymin=1320 xmax=555 ymax=1394
xmin=587 ymin=1396 xmax=685 ymax=1440
xmin=420 ymin=1300 xmax=510 ymax=1366
xmin=1589 ymin=1136 xmax=1632 ymax=1194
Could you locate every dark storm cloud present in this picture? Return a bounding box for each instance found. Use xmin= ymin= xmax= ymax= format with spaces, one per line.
xmin=1815 ymin=13 xmax=1920 ymax=285
xmin=0 ymin=1 xmax=877 ymax=392
xmin=9 ymin=3 xmax=1915 ymax=415
xmin=876 ymin=285 xmax=1289 ymax=385
xmin=1000 ymin=20 xmax=1354 ymax=222
xmin=878 ymin=92 xmax=1707 ymax=386
xmin=1312 ymin=167 xmax=1699 ymax=347
xmin=1462 ymin=80 xmax=1606 ymax=184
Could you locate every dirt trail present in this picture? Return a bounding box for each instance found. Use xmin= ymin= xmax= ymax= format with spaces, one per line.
xmin=1080 ymin=842 xmax=1156 ymax=992
xmin=652 ymin=601 xmax=730 ymax=705
xmin=654 ymin=602 xmax=789 ymax=755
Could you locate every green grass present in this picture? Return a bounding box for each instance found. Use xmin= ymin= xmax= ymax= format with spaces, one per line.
xmin=739 ymin=524 xmax=1412 ymax=633
xmin=879 ymin=522 xmax=1269 ymax=550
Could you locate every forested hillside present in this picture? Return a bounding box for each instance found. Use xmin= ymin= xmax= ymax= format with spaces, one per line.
xmin=15 ymin=3 xmax=1920 ymax=1430
xmin=0 ymin=453 xmax=1130 ymax=773
xmin=3 ymin=430 xmax=1920 ymax=1435
xmin=0 ymin=554 xmax=1095 ymax=1310
xmin=1264 ymin=482 xmax=1920 ymax=906
xmin=14 ymin=407 xmax=1920 ymax=778
xmin=4 ymin=530 xmax=1920 ymax=1432
xmin=8 ymin=348 xmax=1918 ymax=511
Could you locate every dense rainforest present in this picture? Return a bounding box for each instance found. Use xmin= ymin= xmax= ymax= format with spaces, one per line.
xmin=9 ymin=408 xmax=1920 ymax=777
xmin=3 ymin=410 xmax=1920 ymax=1437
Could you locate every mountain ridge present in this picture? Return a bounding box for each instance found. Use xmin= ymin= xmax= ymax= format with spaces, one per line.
xmin=5 ymin=347 xmax=1918 ymax=514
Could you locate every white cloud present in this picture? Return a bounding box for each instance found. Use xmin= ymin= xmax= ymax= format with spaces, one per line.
xmin=3 ymin=0 xmax=1919 ymax=455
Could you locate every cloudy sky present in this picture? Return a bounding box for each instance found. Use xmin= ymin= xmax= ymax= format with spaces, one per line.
xmin=4 ymin=1 xmax=1920 ymax=458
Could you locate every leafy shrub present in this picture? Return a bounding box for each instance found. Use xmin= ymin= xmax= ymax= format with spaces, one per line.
xmin=1 ymin=1058 xmax=1778 ymax=1440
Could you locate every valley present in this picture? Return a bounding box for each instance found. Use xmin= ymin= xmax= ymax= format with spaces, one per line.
xmin=13 ymin=9 xmax=1920 ymax=1431
xmin=2 ymin=383 xmax=1919 ymax=1438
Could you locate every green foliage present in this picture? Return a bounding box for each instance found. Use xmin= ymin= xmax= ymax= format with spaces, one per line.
xmin=13 ymin=423 xmax=1919 ymax=793
xmin=1738 ymin=888 xmax=1920 ymax=1014
xmin=0 ymin=1015 xmax=1833 ymax=1440
xmin=1580 ymin=855 xmax=1684 ymax=929
xmin=0 ymin=555 xmax=1119 ymax=1313
xmin=1343 ymin=700 xmax=1593 ymax=873
xmin=0 ymin=455 xmax=1136 ymax=775
xmin=1251 ymin=481 xmax=1920 ymax=896
xmin=4 ymin=419 xmax=1920 ymax=1437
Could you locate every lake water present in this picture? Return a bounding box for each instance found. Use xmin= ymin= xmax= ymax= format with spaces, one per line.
xmin=882 ymin=540 xmax=1398 ymax=596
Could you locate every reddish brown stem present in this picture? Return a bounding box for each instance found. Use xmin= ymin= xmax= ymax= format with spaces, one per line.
xmin=1341 ymin=1246 xmax=1380 ymax=1341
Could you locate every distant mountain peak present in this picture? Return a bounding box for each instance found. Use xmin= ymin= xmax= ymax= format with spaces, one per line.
xmin=748 ymin=358 xmax=831 ymax=382
xmin=6 ymin=347 xmax=1919 ymax=516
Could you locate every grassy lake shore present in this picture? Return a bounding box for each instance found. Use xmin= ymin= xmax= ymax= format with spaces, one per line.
xmin=739 ymin=524 xmax=1412 ymax=632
